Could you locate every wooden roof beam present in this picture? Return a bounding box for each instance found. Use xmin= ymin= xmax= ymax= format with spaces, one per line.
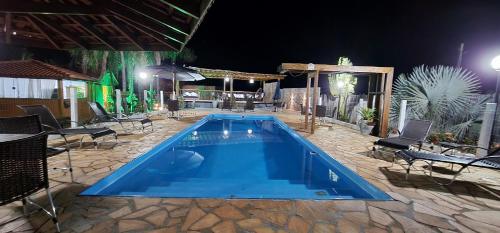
xmin=113 ymin=15 xmax=179 ymax=51
xmin=112 ymin=0 xmax=190 ymax=36
xmin=280 ymin=63 xmax=394 ymax=74
xmin=30 ymin=15 xmax=89 ymax=49
xmin=104 ymin=16 xmax=144 ymax=50
xmin=25 ymin=16 xmax=61 ymax=49
xmin=109 ymin=7 xmax=185 ymax=47
xmin=0 ymin=0 xmax=109 ymax=15
xmin=70 ymin=16 xmax=118 ymax=50
xmin=159 ymin=0 xmax=201 ymax=19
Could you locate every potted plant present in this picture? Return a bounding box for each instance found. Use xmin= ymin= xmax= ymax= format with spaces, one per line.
xmin=358 ymin=107 xmax=376 ymax=135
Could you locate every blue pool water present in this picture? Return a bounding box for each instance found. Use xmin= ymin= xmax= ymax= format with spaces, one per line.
xmin=81 ymin=114 xmax=390 ymax=200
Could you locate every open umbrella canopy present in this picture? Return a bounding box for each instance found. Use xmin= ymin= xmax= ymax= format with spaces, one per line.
xmin=144 ymin=64 xmax=206 ymax=81
xmin=273 ymin=81 xmax=281 ymax=100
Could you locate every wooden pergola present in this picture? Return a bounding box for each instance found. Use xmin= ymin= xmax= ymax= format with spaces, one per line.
xmin=279 ymin=63 xmax=394 ymax=136
xmin=0 ymin=0 xmax=214 ymax=51
xmin=190 ymin=67 xmax=285 ymax=101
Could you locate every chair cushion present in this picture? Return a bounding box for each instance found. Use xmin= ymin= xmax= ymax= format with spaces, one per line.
xmin=374 ymin=137 xmax=418 ymax=150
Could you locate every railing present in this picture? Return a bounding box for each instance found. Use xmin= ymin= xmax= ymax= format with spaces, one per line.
xmin=179 ymin=89 xmax=263 ymax=101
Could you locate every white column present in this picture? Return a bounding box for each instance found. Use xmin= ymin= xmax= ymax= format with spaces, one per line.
xmin=477 ymin=103 xmax=497 ymax=157
xmin=143 ymin=90 xmax=148 ymax=111
xmin=115 ymin=89 xmax=122 ymax=118
xmin=160 ymin=90 xmax=164 ymax=110
xmin=69 ymin=87 xmax=78 ymax=128
xmin=398 ymin=100 xmax=407 ymax=133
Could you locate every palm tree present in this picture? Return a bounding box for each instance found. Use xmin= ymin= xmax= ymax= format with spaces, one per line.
xmin=391 ymin=65 xmax=490 ymax=140
xmin=69 ymin=48 xmax=197 ymax=112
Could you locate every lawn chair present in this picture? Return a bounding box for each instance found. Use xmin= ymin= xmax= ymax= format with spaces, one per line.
xmin=18 ymin=105 xmax=117 ymax=150
xmin=88 ymin=102 xmax=153 ymax=133
xmin=0 ymin=132 xmax=60 ymax=232
xmin=0 ymin=115 xmax=74 ymax=182
xmin=394 ymin=147 xmax=500 ymax=185
xmin=373 ymin=119 xmax=432 ymax=152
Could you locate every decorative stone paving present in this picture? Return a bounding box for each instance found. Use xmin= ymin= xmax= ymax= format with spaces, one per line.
xmin=1 ymin=110 xmax=499 ymax=232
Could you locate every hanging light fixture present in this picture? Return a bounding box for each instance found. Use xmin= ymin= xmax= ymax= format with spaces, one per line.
xmin=249 ymin=78 xmax=254 ymax=84
xmin=224 ymin=76 xmax=230 ymax=82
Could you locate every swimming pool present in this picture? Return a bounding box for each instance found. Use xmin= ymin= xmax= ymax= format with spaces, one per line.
xmin=81 ymin=114 xmax=390 ymax=200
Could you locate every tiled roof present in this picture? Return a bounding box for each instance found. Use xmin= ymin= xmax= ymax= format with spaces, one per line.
xmin=0 ymin=59 xmax=96 ymax=81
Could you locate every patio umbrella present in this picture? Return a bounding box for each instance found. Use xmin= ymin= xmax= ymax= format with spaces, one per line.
xmin=144 ymin=64 xmax=206 ymax=99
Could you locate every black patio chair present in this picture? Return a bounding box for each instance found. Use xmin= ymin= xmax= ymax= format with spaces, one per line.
xmin=244 ymin=98 xmax=255 ymax=112
xmin=88 ymin=102 xmax=153 ymax=133
xmin=222 ymin=98 xmax=232 ymax=111
xmin=394 ymin=147 xmax=500 ymax=185
xmin=18 ymin=105 xmax=117 ymax=150
xmin=0 ymin=115 xmax=74 ymax=182
xmin=167 ymin=99 xmax=181 ymax=119
xmin=0 ymin=132 xmax=60 ymax=232
xmin=315 ymin=105 xmax=327 ymax=124
xmin=373 ymin=119 xmax=432 ymax=151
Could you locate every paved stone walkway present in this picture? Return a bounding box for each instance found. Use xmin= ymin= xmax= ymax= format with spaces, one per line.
xmin=1 ymin=110 xmax=499 ymax=233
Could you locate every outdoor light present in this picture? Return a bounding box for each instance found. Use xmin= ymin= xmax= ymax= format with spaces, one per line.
xmin=224 ymin=76 xmax=230 ymax=82
xmin=139 ymin=72 xmax=148 ymax=79
xmin=223 ymin=130 xmax=229 ymax=136
xmin=249 ymin=79 xmax=254 ymax=84
xmin=337 ymin=81 xmax=344 ymax=88
xmin=491 ymin=55 xmax=500 ymax=71
xmin=247 ymin=129 xmax=253 ymax=134
xmin=192 ymin=131 xmax=198 ymax=136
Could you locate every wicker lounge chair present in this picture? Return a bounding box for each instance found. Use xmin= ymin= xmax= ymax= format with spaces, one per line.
xmin=0 ymin=132 xmax=60 ymax=232
xmin=0 ymin=115 xmax=74 ymax=182
xmin=88 ymin=102 xmax=153 ymax=133
xmin=394 ymin=147 xmax=500 ymax=185
xmin=18 ymin=105 xmax=117 ymax=149
xmin=374 ymin=119 xmax=432 ymax=151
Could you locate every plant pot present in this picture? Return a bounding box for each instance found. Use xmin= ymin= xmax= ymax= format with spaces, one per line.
xmin=358 ymin=121 xmax=374 ymax=135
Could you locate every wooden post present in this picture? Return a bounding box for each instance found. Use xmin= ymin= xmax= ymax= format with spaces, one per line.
xmin=477 ymin=103 xmax=496 ymax=157
xmin=380 ymin=69 xmax=394 ymax=137
xmin=57 ymin=79 xmax=64 ymax=116
xmin=311 ymin=70 xmax=320 ymax=134
xmin=304 ymin=72 xmax=312 ymax=129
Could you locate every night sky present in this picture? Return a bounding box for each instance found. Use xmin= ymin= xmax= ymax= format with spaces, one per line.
xmin=188 ymin=0 xmax=500 ymax=92
xmin=1 ymin=0 xmax=499 ymax=94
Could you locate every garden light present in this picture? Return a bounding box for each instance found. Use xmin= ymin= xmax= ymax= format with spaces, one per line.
xmin=139 ymin=72 xmax=148 ymax=79
xmin=491 ymin=55 xmax=500 ymax=71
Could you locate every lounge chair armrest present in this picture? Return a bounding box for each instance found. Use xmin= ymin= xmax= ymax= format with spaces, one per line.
xmin=41 ymin=124 xmax=61 ymax=133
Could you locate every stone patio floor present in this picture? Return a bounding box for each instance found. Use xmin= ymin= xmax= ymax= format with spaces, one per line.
xmin=1 ymin=110 xmax=500 ymax=233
